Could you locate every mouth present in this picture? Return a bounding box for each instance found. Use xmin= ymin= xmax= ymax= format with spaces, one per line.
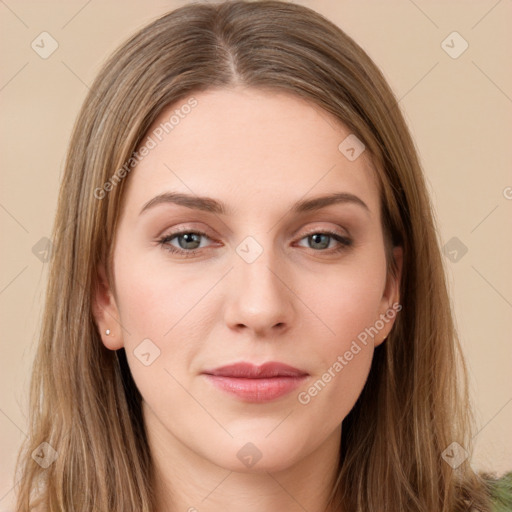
xmin=201 ymin=362 xmax=309 ymax=402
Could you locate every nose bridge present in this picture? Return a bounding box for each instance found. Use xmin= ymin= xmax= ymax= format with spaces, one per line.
xmin=225 ymin=235 xmax=293 ymax=333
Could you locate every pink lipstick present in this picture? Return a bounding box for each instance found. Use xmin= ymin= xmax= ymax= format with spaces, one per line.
xmin=202 ymin=362 xmax=308 ymax=402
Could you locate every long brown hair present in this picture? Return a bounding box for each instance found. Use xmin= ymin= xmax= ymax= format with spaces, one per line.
xmin=14 ymin=1 xmax=492 ymax=510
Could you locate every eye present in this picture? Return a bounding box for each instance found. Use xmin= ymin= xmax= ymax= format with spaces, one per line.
xmin=157 ymin=230 xmax=213 ymax=257
xmin=157 ymin=229 xmax=352 ymax=258
xmin=295 ymin=230 xmax=352 ymax=253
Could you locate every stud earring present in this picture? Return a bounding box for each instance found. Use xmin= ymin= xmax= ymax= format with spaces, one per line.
xmin=105 ymin=329 xmax=111 ymax=336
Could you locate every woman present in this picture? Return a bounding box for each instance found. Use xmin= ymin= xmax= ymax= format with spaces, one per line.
xmin=13 ymin=1 xmax=511 ymax=510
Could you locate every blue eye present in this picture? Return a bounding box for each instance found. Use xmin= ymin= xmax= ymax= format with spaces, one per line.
xmin=157 ymin=231 xmax=211 ymax=257
xmin=297 ymin=232 xmax=352 ymax=252
xmin=157 ymin=230 xmax=352 ymax=257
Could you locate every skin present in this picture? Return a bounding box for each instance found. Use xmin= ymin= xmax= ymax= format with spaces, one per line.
xmin=93 ymin=86 xmax=402 ymax=512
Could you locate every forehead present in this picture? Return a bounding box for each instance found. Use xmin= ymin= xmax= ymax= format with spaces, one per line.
xmin=120 ymin=86 xmax=380 ymax=219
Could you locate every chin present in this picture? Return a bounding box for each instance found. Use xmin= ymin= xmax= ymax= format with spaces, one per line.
xmin=203 ymin=430 xmax=309 ymax=473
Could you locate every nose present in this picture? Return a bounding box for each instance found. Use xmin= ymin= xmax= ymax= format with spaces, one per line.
xmin=223 ymin=246 xmax=294 ymax=338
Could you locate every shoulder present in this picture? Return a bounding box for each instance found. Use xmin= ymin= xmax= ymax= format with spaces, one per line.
xmin=485 ymin=471 xmax=512 ymax=512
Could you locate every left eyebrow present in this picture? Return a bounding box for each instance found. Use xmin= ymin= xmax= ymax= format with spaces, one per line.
xmin=292 ymin=192 xmax=370 ymax=215
xmin=139 ymin=191 xmax=370 ymax=217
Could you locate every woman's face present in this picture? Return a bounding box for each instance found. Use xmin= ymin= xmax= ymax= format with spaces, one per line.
xmin=95 ymin=86 xmax=401 ymax=473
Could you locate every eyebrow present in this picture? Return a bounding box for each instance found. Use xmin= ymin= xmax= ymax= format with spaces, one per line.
xmin=139 ymin=191 xmax=370 ymax=217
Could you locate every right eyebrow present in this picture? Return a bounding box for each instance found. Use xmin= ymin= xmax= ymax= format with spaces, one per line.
xmin=139 ymin=192 xmax=229 ymax=216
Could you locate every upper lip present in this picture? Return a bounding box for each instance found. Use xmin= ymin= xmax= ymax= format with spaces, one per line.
xmin=202 ymin=362 xmax=309 ymax=378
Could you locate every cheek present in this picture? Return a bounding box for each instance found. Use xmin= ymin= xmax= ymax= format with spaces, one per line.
xmin=113 ymin=249 xmax=215 ymax=341
xmin=296 ymin=291 xmax=378 ymax=430
xmin=295 ymin=251 xmax=386 ymax=412
xmin=111 ymin=249 xmax=218 ymax=399
xmin=112 ymin=253 xmax=212 ymax=415
xmin=297 ymin=339 xmax=373 ymax=445
xmin=304 ymin=255 xmax=387 ymax=347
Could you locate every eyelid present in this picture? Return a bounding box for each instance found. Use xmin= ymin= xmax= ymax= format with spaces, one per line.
xmin=159 ymin=228 xmax=217 ymax=246
xmin=157 ymin=221 xmax=213 ymax=236
xmin=298 ymin=224 xmax=350 ymax=239
xmin=159 ymin=222 xmax=350 ymax=244
xmin=157 ymin=224 xmax=353 ymax=259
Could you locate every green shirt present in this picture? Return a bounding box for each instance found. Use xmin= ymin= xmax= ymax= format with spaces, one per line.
xmin=488 ymin=471 xmax=512 ymax=512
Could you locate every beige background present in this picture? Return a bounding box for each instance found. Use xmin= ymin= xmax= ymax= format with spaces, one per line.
xmin=1 ymin=0 xmax=511 ymax=509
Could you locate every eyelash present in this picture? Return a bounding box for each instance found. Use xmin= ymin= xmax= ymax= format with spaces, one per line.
xmin=157 ymin=229 xmax=352 ymax=258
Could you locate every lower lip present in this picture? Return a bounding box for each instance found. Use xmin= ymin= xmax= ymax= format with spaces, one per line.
xmin=203 ymin=375 xmax=307 ymax=402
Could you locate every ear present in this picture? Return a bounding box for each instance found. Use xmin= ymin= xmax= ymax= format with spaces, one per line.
xmin=375 ymin=246 xmax=403 ymax=347
xmin=91 ymin=262 xmax=124 ymax=350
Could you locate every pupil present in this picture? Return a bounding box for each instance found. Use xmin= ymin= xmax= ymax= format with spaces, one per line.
xmin=181 ymin=233 xmax=200 ymax=249
xmin=311 ymin=234 xmax=328 ymax=249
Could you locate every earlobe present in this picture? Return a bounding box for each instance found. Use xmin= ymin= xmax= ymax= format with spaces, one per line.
xmin=92 ymin=262 xmax=124 ymax=350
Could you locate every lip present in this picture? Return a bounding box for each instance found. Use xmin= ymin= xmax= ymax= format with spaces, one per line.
xmin=202 ymin=362 xmax=309 ymax=402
